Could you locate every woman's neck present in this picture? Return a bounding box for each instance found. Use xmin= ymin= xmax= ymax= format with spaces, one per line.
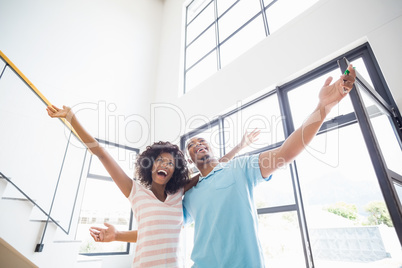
xmin=151 ymin=183 xmax=167 ymax=202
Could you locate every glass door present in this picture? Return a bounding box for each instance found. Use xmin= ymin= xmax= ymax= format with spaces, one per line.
xmin=292 ymin=56 xmax=402 ymax=268
xmin=339 ymin=56 xmax=402 ymax=257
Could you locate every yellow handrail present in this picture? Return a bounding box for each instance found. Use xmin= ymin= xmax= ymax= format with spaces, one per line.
xmin=0 ymin=50 xmax=82 ymax=144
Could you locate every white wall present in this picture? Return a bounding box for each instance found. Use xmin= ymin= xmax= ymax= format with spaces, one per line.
xmin=0 ymin=0 xmax=164 ymax=150
xmin=154 ymin=0 xmax=402 ymax=143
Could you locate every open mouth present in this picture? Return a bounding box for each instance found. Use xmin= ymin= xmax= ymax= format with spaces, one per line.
xmin=157 ymin=169 xmax=168 ymax=177
xmin=196 ymin=147 xmax=207 ymax=154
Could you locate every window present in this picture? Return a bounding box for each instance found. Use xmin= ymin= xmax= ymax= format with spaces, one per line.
xmin=183 ymin=0 xmax=320 ymax=93
xmin=76 ymin=140 xmax=138 ymax=255
xmin=180 ymin=44 xmax=402 ymax=266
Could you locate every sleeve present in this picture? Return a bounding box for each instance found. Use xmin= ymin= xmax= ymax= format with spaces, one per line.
xmin=127 ymin=179 xmax=138 ymax=202
xmin=183 ymin=205 xmax=194 ymax=225
xmin=233 ymin=154 xmax=272 ymax=188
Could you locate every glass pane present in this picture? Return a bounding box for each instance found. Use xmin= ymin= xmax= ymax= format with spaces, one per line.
xmin=89 ymin=142 xmax=137 ymax=179
xmin=220 ymin=15 xmax=266 ymax=67
xmin=288 ymin=58 xmax=369 ymax=128
xmin=218 ymin=0 xmax=261 ymax=41
xmin=51 ymin=134 xmax=88 ymax=230
xmin=394 ymin=182 xmax=402 ymax=208
xmin=255 ymin=164 xmax=295 ymax=208
xmin=77 ymin=178 xmax=132 ymax=254
xmin=258 ymin=211 xmax=305 ymax=267
xmin=0 ymin=67 xmax=70 ymax=213
xmin=296 ymin=124 xmax=402 ymax=267
xmin=185 ymin=51 xmax=217 ymax=92
xmin=224 ymin=94 xmax=284 ymax=154
xmin=186 ymin=26 xmax=216 ymax=68
xmin=187 ymin=0 xmax=213 ymax=23
xmin=360 ymin=89 xmax=402 ymax=174
xmin=265 ymin=0 xmax=319 ymax=34
xmin=216 ymin=0 xmax=237 ymax=16
xmin=187 ymin=1 xmax=215 ymax=45
xmin=184 ymin=223 xmax=195 ymax=267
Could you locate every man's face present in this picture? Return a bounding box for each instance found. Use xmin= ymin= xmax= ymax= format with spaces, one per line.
xmin=186 ymin=137 xmax=213 ymax=164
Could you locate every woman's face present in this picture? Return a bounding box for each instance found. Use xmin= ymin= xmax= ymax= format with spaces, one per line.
xmin=151 ymin=152 xmax=175 ymax=186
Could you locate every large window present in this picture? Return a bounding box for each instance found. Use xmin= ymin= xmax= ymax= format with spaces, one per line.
xmin=183 ymin=0 xmax=320 ymax=93
xmin=180 ymin=44 xmax=402 ymax=267
xmin=76 ymin=140 xmax=138 ymax=255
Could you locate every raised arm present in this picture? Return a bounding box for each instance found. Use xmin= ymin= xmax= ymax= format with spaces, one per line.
xmin=258 ymin=64 xmax=356 ymax=178
xmin=219 ymin=128 xmax=260 ymax=163
xmin=46 ymin=105 xmax=133 ymax=197
xmin=89 ymin=222 xmax=137 ymax=243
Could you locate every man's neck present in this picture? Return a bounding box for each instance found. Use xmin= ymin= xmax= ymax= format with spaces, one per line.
xmin=196 ymin=157 xmax=220 ymax=177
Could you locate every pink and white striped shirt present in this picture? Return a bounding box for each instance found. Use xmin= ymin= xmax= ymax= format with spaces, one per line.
xmin=128 ymin=181 xmax=184 ymax=268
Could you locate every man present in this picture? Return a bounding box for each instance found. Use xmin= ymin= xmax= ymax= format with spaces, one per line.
xmin=182 ymin=65 xmax=356 ymax=267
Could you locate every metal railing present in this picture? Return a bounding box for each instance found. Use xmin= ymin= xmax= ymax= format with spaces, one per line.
xmin=0 ymin=50 xmax=88 ymax=252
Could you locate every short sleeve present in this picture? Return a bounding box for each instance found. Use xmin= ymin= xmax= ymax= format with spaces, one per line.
xmin=127 ymin=180 xmax=138 ymax=202
xmin=183 ymin=205 xmax=194 ymax=225
xmin=232 ymin=154 xmax=272 ymax=188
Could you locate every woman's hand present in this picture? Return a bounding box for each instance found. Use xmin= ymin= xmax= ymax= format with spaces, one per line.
xmin=89 ymin=222 xmax=117 ymax=243
xmin=46 ymin=105 xmax=72 ymax=119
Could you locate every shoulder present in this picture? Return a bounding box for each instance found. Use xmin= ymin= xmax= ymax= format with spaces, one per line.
xmin=226 ymin=154 xmax=259 ymax=169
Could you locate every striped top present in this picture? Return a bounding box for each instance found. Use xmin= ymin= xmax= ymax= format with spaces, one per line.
xmin=128 ymin=181 xmax=184 ymax=268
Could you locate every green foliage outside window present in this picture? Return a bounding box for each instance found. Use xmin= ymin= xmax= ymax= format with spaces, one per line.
xmin=326 ymin=202 xmax=358 ymax=221
xmin=365 ymin=201 xmax=393 ymax=227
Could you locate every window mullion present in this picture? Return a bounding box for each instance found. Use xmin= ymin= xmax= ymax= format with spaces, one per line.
xmin=214 ymin=0 xmax=221 ymax=70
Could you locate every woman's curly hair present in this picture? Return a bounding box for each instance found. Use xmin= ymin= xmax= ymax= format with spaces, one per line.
xmin=135 ymin=141 xmax=189 ymax=194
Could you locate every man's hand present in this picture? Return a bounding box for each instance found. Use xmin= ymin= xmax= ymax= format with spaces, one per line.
xmin=318 ymin=64 xmax=356 ymax=111
xmin=239 ymin=128 xmax=260 ymax=150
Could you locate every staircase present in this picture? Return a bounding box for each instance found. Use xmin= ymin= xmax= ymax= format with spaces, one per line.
xmin=0 ymin=177 xmax=103 ymax=268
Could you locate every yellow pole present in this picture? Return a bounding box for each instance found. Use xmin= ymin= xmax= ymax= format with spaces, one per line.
xmin=0 ymin=50 xmax=83 ymax=145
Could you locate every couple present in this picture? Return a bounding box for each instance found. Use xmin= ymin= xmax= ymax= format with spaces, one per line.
xmin=46 ymin=65 xmax=355 ymax=268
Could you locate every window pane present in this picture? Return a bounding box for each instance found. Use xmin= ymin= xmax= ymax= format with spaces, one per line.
xmin=265 ymin=0 xmax=319 ymax=34
xmin=187 ymin=1 xmax=215 ymax=45
xmin=360 ymin=89 xmax=402 ymax=174
xmin=218 ymin=0 xmax=261 ymax=42
xmin=216 ymin=0 xmax=237 ymax=16
xmin=224 ymin=94 xmax=284 ymax=154
xmin=258 ymin=211 xmax=305 ymax=267
xmin=220 ymin=15 xmax=266 ymax=67
xmin=296 ymin=125 xmax=402 ymax=267
xmin=186 ymin=26 xmax=216 ymax=68
xmin=185 ymin=51 xmax=217 ymax=92
xmin=255 ymin=164 xmax=295 ymax=208
xmin=89 ymin=143 xmax=137 ymax=178
xmin=288 ymin=58 xmax=370 ymax=128
xmin=394 ymin=182 xmax=402 ymax=208
xmin=187 ymin=0 xmax=213 ymax=23
xmin=184 ymin=223 xmax=195 ymax=267
xmin=77 ymin=178 xmax=132 ymax=254
xmin=263 ymin=0 xmax=275 ymax=7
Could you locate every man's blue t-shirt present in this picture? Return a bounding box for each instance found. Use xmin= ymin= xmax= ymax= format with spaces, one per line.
xmin=183 ymin=154 xmax=272 ymax=268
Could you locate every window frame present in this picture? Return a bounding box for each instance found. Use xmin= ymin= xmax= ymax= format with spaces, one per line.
xmin=78 ymin=139 xmax=139 ymax=256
